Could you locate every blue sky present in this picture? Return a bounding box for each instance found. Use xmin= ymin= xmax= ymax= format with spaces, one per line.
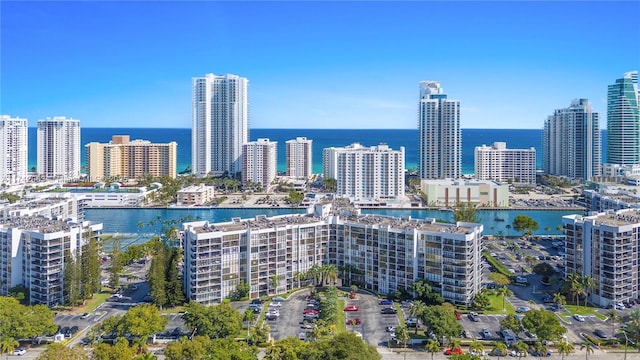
xmin=1 ymin=1 xmax=638 ymax=129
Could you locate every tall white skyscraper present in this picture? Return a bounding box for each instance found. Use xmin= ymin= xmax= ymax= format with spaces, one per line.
xmin=242 ymin=138 xmax=277 ymax=188
xmin=286 ymin=137 xmax=313 ymax=178
xmin=192 ymin=73 xmax=249 ymax=177
xmin=543 ymin=99 xmax=601 ymax=181
xmin=37 ymin=116 xmax=81 ymax=180
xmin=323 ymin=143 xmax=405 ymax=201
xmin=0 ymin=115 xmax=28 ymax=185
xmin=607 ymin=71 xmax=640 ymax=166
xmin=418 ymin=81 xmax=461 ymax=179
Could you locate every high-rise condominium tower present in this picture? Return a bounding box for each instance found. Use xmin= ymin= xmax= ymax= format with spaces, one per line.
xmin=286 ymin=137 xmax=313 ymax=178
xmin=543 ymin=99 xmax=601 ymax=181
xmin=192 ymin=73 xmax=249 ymax=177
xmin=37 ymin=116 xmax=81 ymax=180
xmin=0 ymin=115 xmax=28 ymax=185
xmin=418 ymin=81 xmax=461 ymax=179
xmin=242 ymin=138 xmax=277 ymax=188
xmin=607 ymin=71 xmax=639 ymax=165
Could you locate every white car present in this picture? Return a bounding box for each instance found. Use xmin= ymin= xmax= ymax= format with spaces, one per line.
xmin=269 ymin=302 xmax=282 ymax=307
xmin=13 ymin=348 xmax=26 ymax=356
xmin=516 ymin=306 xmax=530 ymax=313
xmin=573 ymin=314 xmax=586 ymax=322
xmin=298 ymin=332 xmax=307 ymax=340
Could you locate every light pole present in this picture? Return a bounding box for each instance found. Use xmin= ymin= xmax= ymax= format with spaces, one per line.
xmin=622 ymin=329 xmax=628 ymax=360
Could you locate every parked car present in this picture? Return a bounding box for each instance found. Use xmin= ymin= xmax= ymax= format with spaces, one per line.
xmin=344 ymin=305 xmax=359 ymax=311
xmin=444 ymin=347 xmax=463 ymax=355
xmin=379 ymin=300 xmax=393 ymax=305
xmin=303 ymin=309 xmax=319 ymax=315
xmin=406 ymin=318 xmax=418 ymax=327
xmin=516 ymin=306 xmax=530 ymax=313
xmin=81 ymin=312 xmax=91 ymax=319
xmin=594 ymin=329 xmax=607 ymax=338
xmin=298 ymin=332 xmax=307 ymax=340
xmin=481 ymin=328 xmax=492 ymax=339
xmin=13 ymin=348 xmax=26 ymax=356
xmin=348 ymin=318 xmax=362 ymax=325
xmin=455 ymin=312 xmax=462 ymax=320
xmin=385 ymin=326 xmax=396 ymax=333
xmin=573 ymin=314 xmax=586 ymax=322
xmin=468 ymin=312 xmax=479 ymax=322
xmin=381 ymin=307 xmax=397 ymax=314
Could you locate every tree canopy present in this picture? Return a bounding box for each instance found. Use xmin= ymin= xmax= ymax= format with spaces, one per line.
xmin=453 ymin=202 xmax=478 ymax=223
xmin=521 ymin=309 xmax=566 ymax=341
xmin=411 ymin=280 xmax=443 ymax=305
xmin=182 ymin=302 xmax=243 ymax=339
xmin=36 ymin=343 xmax=88 ymax=360
xmin=0 ymin=296 xmax=57 ymax=339
xmin=418 ymin=305 xmax=463 ymax=339
xmin=512 ymin=215 xmax=539 ymax=237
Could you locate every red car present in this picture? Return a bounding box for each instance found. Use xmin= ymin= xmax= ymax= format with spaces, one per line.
xmin=444 ymin=347 xmax=463 ymax=355
xmin=455 ymin=312 xmax=462 ymax=320
xmin=303 ymin=309 xmax=319 ymax=315
xmin=344 ymin=305 xmax=359 ymax=311
xmin=348 ymin=318 xmax=362 ymax=325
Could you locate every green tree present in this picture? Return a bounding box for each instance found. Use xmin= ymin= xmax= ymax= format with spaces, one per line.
xmin=0 ymin=297 xmax=57 ymax=340
xmin=80 ymin=234 xmax=102 ymax=299
xmin=533 ymin=262 xmax=555 ymax=283
xmin=580 ymin=275 xmax=595 ymax=307
xmin=233 ymin=281 xmax=251 ymax=301
xmin=497 ymin=286 xmax=513 ymax=312
xmin=489 ymin=273 xmax=511 ymax=287
xmin=411 ymin=280 xmax=443 ymax=305
xmin=492 ymin=343 xmax=508 ymax=360
xmin=148 ymin=243 xmax=167 ymax=309
xmin=164 ymin=336 xmax=209 ymax=360
xmin=288 ymin=189 xmax=304 ymax=205
xmin=512 ymin=215 xmax=539 ymax=237
xmin=453 ymin=202 xmax=478 ymax=223
xmin=521 ymin=309 xmax=567 ymax=342
xmin=394 ymin=325 xmax=410 ymax=360
xmin=606 ymin=309 xmax=620 ymax=338
xmin=314 ymin=332 xmax=381 ymax=360
xmin=243 ymin=309 xmax=255 ymax=338
xmin=0 ymin=337 xmax=19 ymax=360
xmin=93 ymin=338 xmax=137 ymax=360
xmin=36 ymin=343 xmax=88 ymax=360
xmin=500 ymin=314 xmax=523 ymax=333
xmin=419 ymin=305 xmax=463 ymax=339
xmin=63 ymin=250 xmax=81 ymax=306
xmin=472 ymin=291 xmax=490 ymax=310
xmin=322 ymin=178 xmax=337 ymax=192
xmin=109 ymin=237 xmax=123 ymax=290
xmin=8 ymin=285 xmax=29 ymax=305
xmin=409 ymin=301 xmax=428 ymax=334
xmin=580 ymin=342 xmax=594 ymax=360
xmin=425 ymin=339 xmax=440 ymax=360
xmin=557 ymin=341 xmax=574 ymax=360
xmin=120 ymin=304 xmax=168 ymax=353
xmin=512 ymin=341 xmax=529 ymax=360
xmin=270 ymin=274 xmax=283 ymax=295
xmin=165 ymin=248 xmax=185 ymax=307
xmin=182 ymin=302 xmax=243 ymax=339
xmin=468 ymin=339 xmax=484 ymax=356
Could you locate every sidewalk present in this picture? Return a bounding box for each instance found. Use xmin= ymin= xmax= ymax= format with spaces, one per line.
xmin=375 ymin=347 xmax=640 ymax=359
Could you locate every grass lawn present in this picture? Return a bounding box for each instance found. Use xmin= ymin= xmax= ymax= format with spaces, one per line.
xmin=395 ymin=303 xmax=405 ymax=324
xmin=71 ymin=292 xmax=111 ymax=313
xmin=336 ymin=299 xmax=345 ymax=331
xmin=562 ymin=304 xmax=607 ymax=320
xmin=161 ymin=305 xmax=188 ymax=314
xmin=484 ymin=293 xmax=515 ymax=314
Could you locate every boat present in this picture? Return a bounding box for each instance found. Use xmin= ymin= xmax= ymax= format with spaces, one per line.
xmin=494 ymin=217 xmax=506 ymax=222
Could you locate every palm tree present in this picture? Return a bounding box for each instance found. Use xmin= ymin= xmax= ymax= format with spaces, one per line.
xmin=532 ymin=341 xmax=548 ymax=360
xmin=492 ymin=342 xmax=508 ymax=360
xmin=293 ymin=271 xmax=304 ymax=289
xmin=505 ymin=224 xmax=512 ymax=238
xmin=395 ymin=325 xmax=410 ymax=360
xmin=325 ymin=264 xmax=338 ymax=285
xmin=581 ymin=275 xmax=595 ymax=307
xmin=409 ymin=301 xmax=428 ymax=334
xmin=448 ymin=338 xmax=462 ymax=354
xmin=561 ymin=272 xmax=582 ymax=305
xmin=557 ymin=341 xmax=575 ymax=360
xmin=136 ymin=352 xmax=157 ymax=360
xmin=425 ymin=339 xmax=440 ymax=360
xmin=0 ymin=337 xmax=18 ymax=360
xmin=580 ymin=342 xmax=594 ymax=360
xmin=269 ymin=274 xmax=282 ymax=295
xmin=308 ymin=264 xmax=321 ymax=286
xmin=525 ymin=255 xmax=537 ymax=269
xmin=553 ymin=292 xmax=566 ymax=311
xmin=544 ymin=226 xmax=551 ymax=234
xmin=606 ymin=309 xmax=620 ymax=338
xmin=497 ymin=286 xmax=513 ymax=312
xmin=243 ymin=308 xmax=255 ymax=337
xmin=468 ymin=339 xmax=484 ymax=357
xmin=513 ymin=340 xmax=529 ymax=360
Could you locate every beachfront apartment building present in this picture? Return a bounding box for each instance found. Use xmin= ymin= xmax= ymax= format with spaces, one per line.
xmin=181 ymin=206 xmax=484 ymax=306
xmin=418 ymin=81 xmax=461 ymax=179
xmin=242 ymin=139 xmax=277 ymax=189
xmin=583 ymin=188 xmax=640 ymax=212
xmin=37 ymin=117 xmax=81 ymax=181
xmin=563 ymin=209 xmax=640 ymax=307
xmin=0 ymin=195 xmax=102 ymax=307
xmin=192 ymin=73 xmax=249 ymax=177
xmin=607 ymin=71 xmax=640 ymax=166
xmin=286 ymin=137 xmax=313 ymax=179
xmin=0 ymin=115 xmax=28 ymax=185
xmin=543 ymin=99 xmax=601 ymax=181
xmin=177 ymin=185 xmax=216 ymax=206
xmin=474 ymin=142 xmax=537 ymax=185
xmin=322 ymin=143 xmax=405 ymax=201
xmin=85 ymin=135 xmax=177 ymax=182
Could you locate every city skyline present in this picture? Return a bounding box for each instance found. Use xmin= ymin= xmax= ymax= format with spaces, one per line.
xmin=2 ymin=1 xmax=638 ymax=129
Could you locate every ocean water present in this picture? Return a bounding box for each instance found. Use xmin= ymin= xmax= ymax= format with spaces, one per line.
xmin=27 ymin=128 xmax=609 ymax=175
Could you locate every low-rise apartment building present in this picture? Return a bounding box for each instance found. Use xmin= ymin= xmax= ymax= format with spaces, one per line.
xmin=182 ymin=206 xmax=483 ymax=305
xmin=475 ymin=142 xmax=536 ymax=185
xmin=563 ymin=209 xmax=640 ymax=307
xmin=420 ymin=178 xmax=510 ymax=207
xmin=177 ymin=185 xmax=216 ymax=206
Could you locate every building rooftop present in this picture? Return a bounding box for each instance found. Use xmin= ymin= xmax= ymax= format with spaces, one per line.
xmin=338 ymin=213 xmax=475 ymax=234
xmin=187 ymin=214 xmax=323 ymax=234
xmin=0 ymin=216 xmax=72 ymax=233
xmin=593 ymin=210 xmax=640 ymax=227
